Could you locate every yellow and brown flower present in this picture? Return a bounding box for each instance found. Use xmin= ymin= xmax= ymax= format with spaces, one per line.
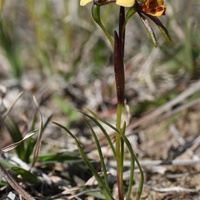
xmin=138 ymin=0 xmax=166 ymax=16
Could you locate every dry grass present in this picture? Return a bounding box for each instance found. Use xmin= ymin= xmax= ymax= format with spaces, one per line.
xmin=0 ymin=0 xmax=200 ymax=199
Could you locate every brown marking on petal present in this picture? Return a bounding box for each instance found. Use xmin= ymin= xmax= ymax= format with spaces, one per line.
xmin=138 ymin=0 xmax=166 ymax=16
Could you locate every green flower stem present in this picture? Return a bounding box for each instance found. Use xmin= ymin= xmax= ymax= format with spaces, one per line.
xmin=116 ymin=102 xmax=123 ymax=200
xmin=92 ymin=4 xmax=141 ymax=199
xmin=99 ymin=21 xmax=114 ymax=49
xmin=114 ymin=7 xmax=126 ymax=199
xmin=92 ymin=4 xmax=114 ymax=49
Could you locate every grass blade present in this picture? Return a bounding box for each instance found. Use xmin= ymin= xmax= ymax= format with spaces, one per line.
xmin=4 ymin=117 xmax=25 ymax=160
xmin=31 ymin=96 xmax=43 ymax=168
xmin=119 ymin=123 xmax=144 ymax=200
xmin=0 ymin=163 xmax=35 ymax=200
xmin=84 ymin=118 xmax=109 ymax=189
xmin=53 ymin=121 xmax=114 ymax=200
xmin=1 ymin=130 xmax=37 ymax=153
xmin=79 ymin=110 xmax=116 ymax=158
xmin=37 ymin=152 xmax=81 ymax=163
xmin=87 ymin=109 xmax=144 ymax=200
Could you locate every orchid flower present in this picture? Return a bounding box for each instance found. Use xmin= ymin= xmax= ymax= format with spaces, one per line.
xmin=138 ymin=0 xmax=166 ymax=16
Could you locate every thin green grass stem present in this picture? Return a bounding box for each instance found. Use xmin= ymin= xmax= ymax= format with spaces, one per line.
xmin=120 ymin=123 xmax=125 ymax=169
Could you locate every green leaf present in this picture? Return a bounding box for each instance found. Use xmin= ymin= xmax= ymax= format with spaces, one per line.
xmin=119 ymin=122 xmax=144 ymax=200
xmin=0 ymin=158 xmax=16 ymax=169
xmin=79 ymin=110 xmax=116 ymax=158
xmin=11 ymin=167 xmax=40 ymax=183
xmin=37 ymin=152 xmax=81 ymax=163
xmin=5 ymin=117 xmax=25 ymax=160
xmin=53 ymin=121 xmax=114 ymax=200
xmin=25 ymin=113 xmax=53 ymax=164
xmin=145 ymin=14 xmax=172 ymax=45
xmin=125 ymin=6 xmax=137 ymax=28
xmin=0 ymin=159 xmax=39 ymax=184
xmin=84 ymin=119 xmax=109 ymax=189
xmin=138 ymin=13 xmax=157 ymax=47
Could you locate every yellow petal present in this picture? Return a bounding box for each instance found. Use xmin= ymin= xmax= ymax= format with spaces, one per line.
xmin=155 ymin=0 xmax=164 ymax=6
xmin=80 ymin=0 xmax=93 ymax=6
xmin=116 ymin=0 xmax=135 ymax=7
xmin=148 ymin=5 xmax=166 ymax=16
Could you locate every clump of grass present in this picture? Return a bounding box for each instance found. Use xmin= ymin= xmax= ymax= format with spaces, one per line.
xmin=54 ymin=108 xmax=144 ymax=200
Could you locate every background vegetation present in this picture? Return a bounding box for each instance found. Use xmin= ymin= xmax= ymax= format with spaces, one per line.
xmin=0 ymin=0 xmax=200 ymax=199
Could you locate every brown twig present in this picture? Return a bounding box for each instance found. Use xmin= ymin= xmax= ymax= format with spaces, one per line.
xmin=84 ymin=80 xmax=200 ymax=152
xmin=144 ymin=185 xmax=197 ymax=193
xmin=128 ymin=80 xmax=200 ymax=130
xmin=0 ymin=162 xmax=35 ymax=200
xmin=108 ymin=159 xmax=200 ymax=168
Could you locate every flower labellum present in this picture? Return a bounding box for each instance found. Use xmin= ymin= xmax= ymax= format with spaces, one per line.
xmin=80 ymin=0 xmax=135 ymax=7
xmin=139 ymin=0 xmax=166 ymax=16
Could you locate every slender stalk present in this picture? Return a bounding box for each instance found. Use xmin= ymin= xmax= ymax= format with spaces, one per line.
xmin=115 ymin=103 xmax=123 ymax=200
xmin=114 ymin=7 xmax=126 ymax=200
xmin=92 ymin=5 xmax=114 ymax=48
xmin=98 ymin=21 xmax=114 ymax=49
